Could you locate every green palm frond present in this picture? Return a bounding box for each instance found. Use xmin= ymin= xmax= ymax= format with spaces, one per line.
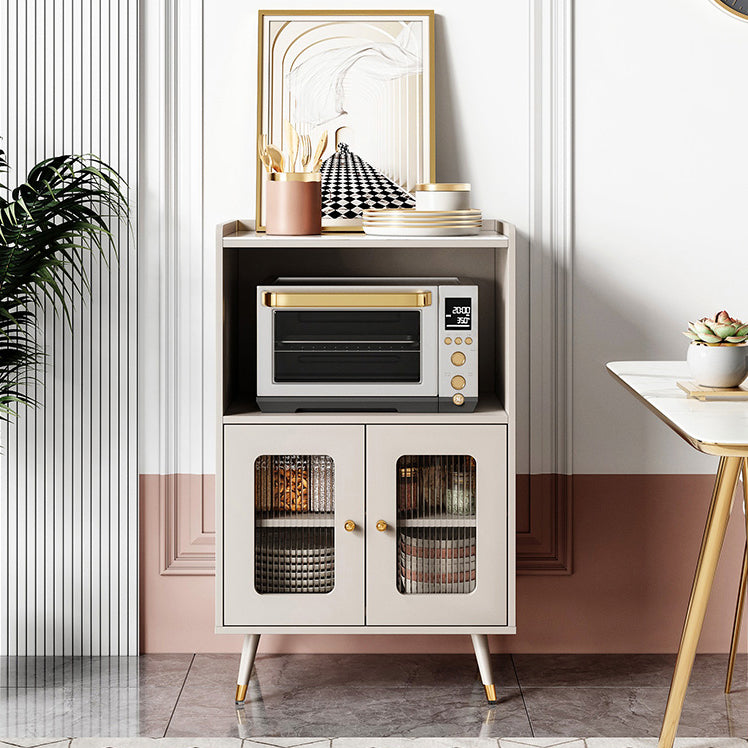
xmin=0 ymin=147 xmax=128 ymax=421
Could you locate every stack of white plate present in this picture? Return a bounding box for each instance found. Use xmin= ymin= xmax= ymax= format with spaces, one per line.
xmin=362 ymin=209 xmax=482 ymax=237
xmin=255 ymin=547 xmax=335 ymax=594
xmin=397 ymin=529 xmax=477 ymax=594
xmin=255 ymin=529 xmax=335 ymax=594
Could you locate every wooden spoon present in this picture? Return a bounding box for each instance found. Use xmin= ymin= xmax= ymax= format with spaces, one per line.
xmin=266 ymin=144 xmax=284 ymax=173
xmin=257 ymin=134 xmax=272 ymax=173
xmin=311 ymin=131 xmax=328 ymax=172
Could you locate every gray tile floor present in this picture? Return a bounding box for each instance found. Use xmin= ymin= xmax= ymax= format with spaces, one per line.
xmin=2 ymin=741 xmax=748 ymax=748
xmin=0 ymin=654 xmax=747 ymax=739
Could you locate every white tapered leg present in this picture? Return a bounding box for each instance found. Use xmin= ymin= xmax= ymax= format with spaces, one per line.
xmin=471 ymin=634 xmax=497 ymax=703
xmin=235 ymin=634 xmax=260 ymax=703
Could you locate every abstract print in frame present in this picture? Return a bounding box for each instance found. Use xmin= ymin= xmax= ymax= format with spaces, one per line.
xmin=257 ymin=10 xmax=435 ymax=231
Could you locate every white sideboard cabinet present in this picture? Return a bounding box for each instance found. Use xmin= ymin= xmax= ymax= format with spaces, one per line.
xmin=216 ymin=219 xmax=516 ymax=705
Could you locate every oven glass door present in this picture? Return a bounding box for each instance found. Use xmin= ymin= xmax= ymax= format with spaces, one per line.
xmin=273 ymin=310 xmax=421 ymax=383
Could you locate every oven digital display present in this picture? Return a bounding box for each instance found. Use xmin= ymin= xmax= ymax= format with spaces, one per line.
xmin=445 ymin=297 xmax=472 ymax=330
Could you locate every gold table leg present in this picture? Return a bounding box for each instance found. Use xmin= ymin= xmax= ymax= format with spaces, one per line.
xmin=725 ymin=544 xmax=748 ymax=693
xmin=658 ymin=455 xmax=742 ymax=748
xmin=725 ymin=458 xmax=748 ymax=694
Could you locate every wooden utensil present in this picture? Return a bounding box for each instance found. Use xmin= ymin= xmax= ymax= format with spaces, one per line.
xmin=285 ymin=121 xmax=299 ymax=172
xmin=300 ymin=133 xmax=312 ymax=172
xmin=311 ymin=131 xmax=328 ymax=172
xmin=266 ymin=144 xmax=284 ymax=173
xmin=257 ymin=134 xmax=272 ymax=173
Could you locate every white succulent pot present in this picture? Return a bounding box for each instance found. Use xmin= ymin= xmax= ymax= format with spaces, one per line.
xmin=687 ymin=343 xmax=748 ymax=388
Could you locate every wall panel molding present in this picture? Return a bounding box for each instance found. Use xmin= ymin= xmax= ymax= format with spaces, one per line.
xmin=521 ymin=0 xmax=574 ymax=573
xmin=139 ymin=0 xmax=206 ymax=580
xmin=156 ymin=474 xmax=215 ymax=575
xmin=517 ymin=474 xmax=572 ymax=573
xmin=138 ymin=0 xmax=205 ymax=479
xmin=0 ymin=0 xmax=138 ymax=654
xmin=146 ymin=1 xmax=574 ymax=578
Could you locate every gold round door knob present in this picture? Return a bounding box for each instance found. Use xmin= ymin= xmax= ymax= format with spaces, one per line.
xmin=376 ymin=520 xmax=388 ymax=532
xmin=451 ymin=351 xmax=466 ymax=366
xmin=451 ymin=375 xmax=466 ymax=390
xmin=344 ymin=520 xmax=356 ymax=532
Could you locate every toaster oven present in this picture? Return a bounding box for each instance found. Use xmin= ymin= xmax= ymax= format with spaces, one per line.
xmin=256 ymin=278 xmax=478 ymax=412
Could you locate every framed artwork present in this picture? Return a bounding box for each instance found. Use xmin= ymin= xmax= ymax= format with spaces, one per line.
xmin=256 ymin=9 xmax=435 ymax=231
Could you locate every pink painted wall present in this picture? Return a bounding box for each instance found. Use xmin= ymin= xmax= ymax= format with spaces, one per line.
xmin=140 ymin=474 xmax=747 ymax=654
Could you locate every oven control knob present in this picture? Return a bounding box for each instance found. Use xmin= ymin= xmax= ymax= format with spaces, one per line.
xmin=451 ymin=375 xmax=466 ymax=390
xmin=450 ymin=351 xmax=466 ymax=366
xmin=465 ymin=337 xmax=473 ymax=345
xmin=455 ymin=337 xmax=463 ymax=345
xmin=452 ymin=393 xmax=465 ymax=406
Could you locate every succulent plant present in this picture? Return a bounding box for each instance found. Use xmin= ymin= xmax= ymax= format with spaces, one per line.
xmin=684 ymin=311 xmax=748 ymax=345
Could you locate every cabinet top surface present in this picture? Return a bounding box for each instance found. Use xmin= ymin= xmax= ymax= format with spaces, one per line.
xmin=607 ymin=360 xmax=748 ymax=454
xmin=220 ymin=219 xmax=511 ymax=249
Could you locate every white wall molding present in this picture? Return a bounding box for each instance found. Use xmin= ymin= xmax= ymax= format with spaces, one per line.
xmin=529 ymin=0 xmax=574 ymax=477
xmin=145 ymin=1 xmax=573 ymax=579
xmin=139 ymin=0 xmax=205 ymax=479
xmin=517 ymin=0 xmax=574 ymax=573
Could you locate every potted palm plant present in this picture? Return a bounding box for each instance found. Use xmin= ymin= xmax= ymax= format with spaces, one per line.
xmin=683 ymin=310 xmax=748 ymax=388
xmin=0 ymin=148 xmax=127 ymax=421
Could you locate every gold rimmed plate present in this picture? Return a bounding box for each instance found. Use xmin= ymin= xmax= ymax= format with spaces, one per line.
xmin=363 ymin=218 xmax=482 ymax=225
xmin=363 ymin=225 xmax=481 ymax=237
xmin=364 ymin=209 xmax=481 ymax=217
xmin=363 ymin=214 xmax=482 ymax=220
xmin=363 ymin=225 xmax=482 ymax=230
xmin=363 ymin=220 xmax=483 ymax=227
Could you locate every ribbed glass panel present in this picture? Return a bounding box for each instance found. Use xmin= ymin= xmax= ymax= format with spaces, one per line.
xmin=0 ymin=0 xmax=138 ymax=655
xmin=396 ymin=455 xmax=477 ymax=594
xmin=254 ymin=455 xmax=335 ymax=594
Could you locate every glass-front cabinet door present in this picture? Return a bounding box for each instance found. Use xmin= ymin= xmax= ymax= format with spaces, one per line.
xmin=365 ymin=425 xmax=508 ymax=626
xmin=222 ymin=424 xmax=365 ymax=626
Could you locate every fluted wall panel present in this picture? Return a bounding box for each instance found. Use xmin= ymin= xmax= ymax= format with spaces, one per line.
xmin=0 ymin=0 xmax=137 ymax=656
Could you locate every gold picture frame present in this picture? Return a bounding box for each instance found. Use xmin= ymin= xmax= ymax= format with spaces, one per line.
xmin=256 ymin=9 xmax=435 ymax=232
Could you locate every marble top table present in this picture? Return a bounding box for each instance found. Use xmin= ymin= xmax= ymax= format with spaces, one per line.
xmin=607 ymin=360 xmax=748 ymax=455
xmin=608 ymin=360 xmax=748 ymax=748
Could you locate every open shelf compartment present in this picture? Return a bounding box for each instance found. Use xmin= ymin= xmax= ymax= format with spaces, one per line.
xmin=218 ymin=221 xmax=515 ymax=425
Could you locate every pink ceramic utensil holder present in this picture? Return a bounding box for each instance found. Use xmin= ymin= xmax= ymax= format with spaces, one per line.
xmin=266 ymin=172 xmax=321 ymax=235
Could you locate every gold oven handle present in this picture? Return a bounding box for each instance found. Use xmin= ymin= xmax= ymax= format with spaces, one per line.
xmin=262 ymin=291 xmax=432 ymax=308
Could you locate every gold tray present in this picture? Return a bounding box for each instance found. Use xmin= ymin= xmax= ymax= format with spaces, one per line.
xmin=677 ymin=380 xmax=748 ymax=400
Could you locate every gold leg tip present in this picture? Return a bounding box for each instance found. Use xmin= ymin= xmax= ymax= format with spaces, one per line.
xmin=484 ymin=684 xmax=497 ymax=703
xmin=235 ymin=684 xmax=248 ymax=703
